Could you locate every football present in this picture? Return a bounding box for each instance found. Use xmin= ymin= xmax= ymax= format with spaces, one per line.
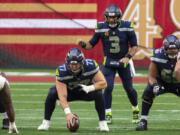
xmin=67 ymin=114 xmax=80 ymax=132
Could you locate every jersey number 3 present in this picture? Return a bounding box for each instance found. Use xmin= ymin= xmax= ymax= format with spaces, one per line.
xmin=109 ymin=36 xmax=120 ymax=53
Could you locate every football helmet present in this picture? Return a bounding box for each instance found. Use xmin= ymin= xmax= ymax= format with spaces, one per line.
xmin=66 ymin=48 xmax=84 ymax=74
xmin=104 ymin=5 xmax=122 ymax=28
xmin=163 ymin=35 xmax=180 ymax=60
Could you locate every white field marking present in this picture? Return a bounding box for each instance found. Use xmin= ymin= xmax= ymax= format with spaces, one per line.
xmin=13 ymin=101 xmax=44 ymax=104
xmin=14 ymin=108 xmax=180 ymax=113
xmin=6 ymin=72 xmax=54 ymax=76
xmin=10 ymin=125 xmax=180 ymax=131
xmin=15 ymin=116 xmax=180 ymax=121
xmin=12 ymin=94 xmax=47 ymax=97
xmin=115 ymin=73 xmax=146 ymax=77
xmin=12 ymin=88 xmax=49 ymax=91
xmin=7 ymin=71 xmax=145 ymax=77
xmin=10 ymin=82 xmax=145 ymax=86
xmin=12 ymin=100 xmax=178 ymax=105
xmin=11 ymin=92 xmax=178 ymax=98
xmin=10 ymin=82 xmax=55 ymax=85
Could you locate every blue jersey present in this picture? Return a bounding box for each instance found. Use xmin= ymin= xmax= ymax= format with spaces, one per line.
xmin=151 ymin=48 xmax=180 ymax=86
xmin=89 ymin=20 xmax=137 ymax=59
xmin=56 ymin=59 xmax=99 ymax=91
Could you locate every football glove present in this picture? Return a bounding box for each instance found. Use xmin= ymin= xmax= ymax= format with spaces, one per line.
xmin=152 ymin=83 xmax=165 ymax=96
xmin=9 ymin=122 xmax=19 ymax=134
xmin=78 ymin=40 xmax=86 ymax=48
xmin=78 ymin=84 xmax=95 ymax=93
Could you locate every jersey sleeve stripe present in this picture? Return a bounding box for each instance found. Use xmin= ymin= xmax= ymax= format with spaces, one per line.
xmin=118 ymin=28 xmax=133 ymax=31
xmin=95 ymin=29 xmax=109 ymax=32
xmin=56 ymin=75 xmax=73 ymax=81
xmin=150 ymin=57 xmax=168 ymax=63
xmin=82 ymin=66 xmax=99 ymax=76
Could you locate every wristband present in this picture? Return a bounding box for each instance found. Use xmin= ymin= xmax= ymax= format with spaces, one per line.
xmin=125 ymin=54 xmax=132 ymax=59
xmin=64 ymin=107 xmax=71 ymax=115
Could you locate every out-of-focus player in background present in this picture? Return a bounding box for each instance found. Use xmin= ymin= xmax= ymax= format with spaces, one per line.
xmin=77 ymin=4 xmax=139 ymax=124
xmin=38 ymin=48 xmax=109 ymax=132
xmin=136 ymin=35 xmax=180 ymax=131
xmin=0 ymin=70 xmax=19 ymax=133
xmin=0 ymin=102 xmax=9 ymax=129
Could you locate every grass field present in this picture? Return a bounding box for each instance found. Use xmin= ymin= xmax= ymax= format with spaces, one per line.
xmin=1 ymin=82 xmax=180 ymax=135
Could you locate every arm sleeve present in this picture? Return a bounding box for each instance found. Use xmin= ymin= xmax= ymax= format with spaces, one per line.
xmin=128 ymin=22 xmax=138 ymax=47
xmin=89 ymin=24 xmax=101 ymax=47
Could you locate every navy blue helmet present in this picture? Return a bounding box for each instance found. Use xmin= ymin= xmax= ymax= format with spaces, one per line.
xmin=66 ymin=48 xmax=84 ymax=73
xmin=163 ymin=35 xmax=180 ymax=60
xmin=104 ymin=5 xmax=122 ymax=28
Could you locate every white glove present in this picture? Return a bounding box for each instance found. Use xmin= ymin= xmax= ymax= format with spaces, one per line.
xmin=79 ymin=84 xmax=95 ymax=93
xmin=9 ymin=122 xmax=19 ymax=134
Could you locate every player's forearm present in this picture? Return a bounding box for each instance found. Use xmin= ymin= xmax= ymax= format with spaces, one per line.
xmin=56 ymin=80 xmax=69 ymax=110
xmin=148 ymin=77 xmax=157 ymax=86
xmin=57 ymin=90 xmax=69 ymax=110
xmin=92 ymin=70 xmax=107 ymax=90
xmin=175 ymin=60 xmax=180 ymax=82
xmin=93 ymin=80 xmax=107 ymax=90
xmin=59 ymin=97 xmax=69 ymax=110
xmin=2 ymin=84 xmax=15 ymax=122
xmin=148 ymin=71 xmax=157 ymax=86
xmin=128 ymin=46 xmax=138 ymax=57
xmin=148 ymin=62 xmax=158 ymax=86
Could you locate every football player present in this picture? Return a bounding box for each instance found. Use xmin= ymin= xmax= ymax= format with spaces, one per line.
xmin=77 ymin=4 xmax=139 ymax=124
xmin=0 ymin=70 xmax=18 ymax=133
xmin=0 ymin=102 xmax=9 ymax=129
xmin=136 ymin=35 xmax=180 ymax=131
xmin=38 ymin=48 xmax=109 ymax=132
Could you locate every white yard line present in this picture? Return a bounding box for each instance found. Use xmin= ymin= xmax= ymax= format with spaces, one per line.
xmin=15 ymin=108 xmax=180 ymax=112
xmin=15 ymin=116 xmax=180 ymax=121
xmin=12 ymin=100 xmax=178 ymax=105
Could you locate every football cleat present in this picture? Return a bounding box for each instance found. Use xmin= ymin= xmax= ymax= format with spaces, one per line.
xmin=37 ymin=120 xmax=50 ymax=131
xmin=136 ymin=119 xmax=148 ymax=131
xmin=2 ymin=118 xmax=9 ymax=129
xmin=132 ymin=108 xmax=140 ymax=123
xmin=99 ymin=121 xmax=109 ymax=132
xmin=105 ymin=112 xmax=112 ymax=124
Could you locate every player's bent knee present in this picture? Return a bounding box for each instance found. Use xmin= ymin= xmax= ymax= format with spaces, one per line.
xmin=142 ymin=92 xmax=153 ymax=104
xmin=0 ymin=76 xmax=7 ymax=90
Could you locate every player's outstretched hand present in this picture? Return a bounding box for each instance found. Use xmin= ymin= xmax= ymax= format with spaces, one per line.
xmin=77 ymin=39 xmax=86 ymax=48
xmin=9 ymin=122 xmax=19 ymax=134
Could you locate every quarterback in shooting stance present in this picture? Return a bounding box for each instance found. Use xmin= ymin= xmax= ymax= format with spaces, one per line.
xmin=136 ymin=35 xmax=180 ymax=131
xmin=0 ymin=71 xmax=18 ymax=133
xmin=77 ymin=5 xmax=139 ymax=124
xmin=38 ymin=48 xmax=109 ymax=132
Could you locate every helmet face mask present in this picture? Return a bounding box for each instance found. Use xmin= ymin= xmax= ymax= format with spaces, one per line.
xmin=66 ymin=48 xmax=84 ymax=74
xmin=163 ymin=35 xmax=180 ymax=61
xmin=104 ymin=5 xmax=122 ymax=28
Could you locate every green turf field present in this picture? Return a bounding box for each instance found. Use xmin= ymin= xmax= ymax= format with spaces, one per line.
xmin=1 ymin=82 xmax=180 ymax=135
